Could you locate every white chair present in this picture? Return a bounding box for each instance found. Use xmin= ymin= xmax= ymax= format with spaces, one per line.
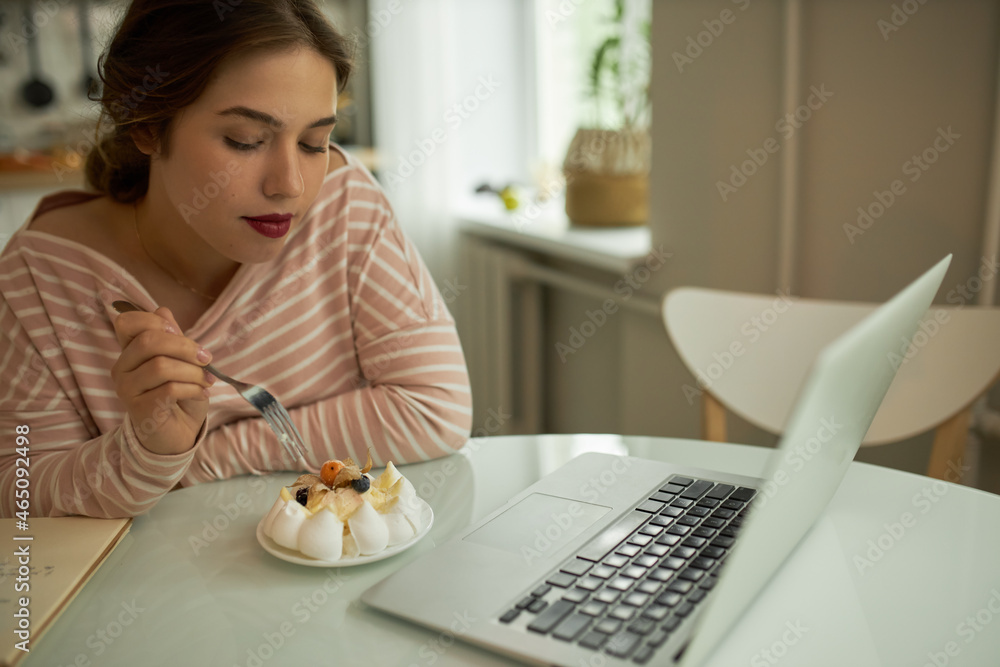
xmin=662 ymin=287 xmax=1000 ymax=480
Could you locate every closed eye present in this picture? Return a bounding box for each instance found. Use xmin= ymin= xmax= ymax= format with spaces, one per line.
xmin=225 ymin=138 xmax=327 ymax=154
xmin=225 ymin=138 xmax=259 ymax=151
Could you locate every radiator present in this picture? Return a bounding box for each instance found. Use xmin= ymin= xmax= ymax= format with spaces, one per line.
xmin=455 ymin=234 xmax=662 ymax=437
xmin=457 ymin=235 xmax=543 ymax=437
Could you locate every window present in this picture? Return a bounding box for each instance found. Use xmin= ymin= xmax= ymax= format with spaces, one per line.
xmin=533 ymin=0 xmax=652 ymax=179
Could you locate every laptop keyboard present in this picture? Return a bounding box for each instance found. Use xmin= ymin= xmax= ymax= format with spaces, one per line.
xmin=496 ymin=474 xmax=756 ymax=664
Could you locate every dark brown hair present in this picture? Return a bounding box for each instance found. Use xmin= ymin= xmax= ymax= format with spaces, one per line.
xmin=85 ymin=0 xmax=354 ymax=203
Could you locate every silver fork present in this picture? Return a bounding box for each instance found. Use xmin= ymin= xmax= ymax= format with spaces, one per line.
xmin=112 ymin=300 xmax=309 ymax=467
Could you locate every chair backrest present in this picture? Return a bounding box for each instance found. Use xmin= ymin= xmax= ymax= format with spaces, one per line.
xmin=663 ymin=287 xmax=1000 ymax=445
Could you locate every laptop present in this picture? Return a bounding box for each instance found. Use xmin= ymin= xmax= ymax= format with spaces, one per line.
xmin=363 ymin=255 xmax=952 ymax=666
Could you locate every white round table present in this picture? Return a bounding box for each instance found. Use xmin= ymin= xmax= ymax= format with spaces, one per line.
xmin=26 ymin=435 xmax=1000 ymax=667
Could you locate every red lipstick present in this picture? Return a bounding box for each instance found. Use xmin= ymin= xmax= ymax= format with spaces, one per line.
xmin=242 ymin=213 xmax=292 ymax=239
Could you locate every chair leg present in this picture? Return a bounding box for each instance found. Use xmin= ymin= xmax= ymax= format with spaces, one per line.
xmin=702 ymin=393 xmax=727 ymax=442
xmin=926 ymin=408 xmax=971 ymax=482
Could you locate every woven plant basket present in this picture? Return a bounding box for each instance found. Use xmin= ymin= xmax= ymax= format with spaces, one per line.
xmin=563 ymin=127 xmax=651 ymax=227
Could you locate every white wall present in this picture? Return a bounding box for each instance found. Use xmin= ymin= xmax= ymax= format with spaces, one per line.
xmin=650 ymin=0 xmax=999 ymax=300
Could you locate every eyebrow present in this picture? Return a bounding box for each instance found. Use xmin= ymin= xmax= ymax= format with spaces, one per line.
xmin=215 ymin=106 xmax=337 ymax=130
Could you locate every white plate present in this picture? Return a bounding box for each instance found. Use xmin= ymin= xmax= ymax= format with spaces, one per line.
xmin=256 ymin=498 xmax=434 ymax=567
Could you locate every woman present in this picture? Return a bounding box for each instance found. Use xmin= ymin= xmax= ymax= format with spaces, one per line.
xmin=0 ymin=0 xmax=472 ymax=518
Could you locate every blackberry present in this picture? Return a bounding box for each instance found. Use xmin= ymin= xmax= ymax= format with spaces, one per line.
xmin=295 ymin=487 xmax=309 ymax=506
xmin=351 ymin=476 xmax=371 ymax=493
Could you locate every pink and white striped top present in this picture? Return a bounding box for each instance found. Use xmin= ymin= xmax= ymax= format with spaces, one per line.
xmin=0 ymin=148 xmax=472 ymax=518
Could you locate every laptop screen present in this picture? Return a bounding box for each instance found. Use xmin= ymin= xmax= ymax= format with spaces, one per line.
xmin=678 ymin=255 xmax=951 ymax=666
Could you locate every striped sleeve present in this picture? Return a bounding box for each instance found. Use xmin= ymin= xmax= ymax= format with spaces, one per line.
xmin=0 ymin=285 xmax=200 ymax=518
xmin=345 ymin=221 xmax=472 ymax=461
xmin=342 ymin=179 xmax=473 ymax=462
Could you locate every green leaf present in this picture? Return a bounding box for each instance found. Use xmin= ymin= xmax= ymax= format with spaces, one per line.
xmin=588 ymin=35 xmax=620 ymax=98
xmin=584 ymin=0 xmax=651 ymax=129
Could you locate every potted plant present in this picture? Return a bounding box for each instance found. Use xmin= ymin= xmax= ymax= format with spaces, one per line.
xmin=563 ymin=0 xmax=651 ymax=227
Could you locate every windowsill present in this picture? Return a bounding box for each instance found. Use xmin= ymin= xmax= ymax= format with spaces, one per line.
xmin=455 ymin=195 xmax=652 ymax=274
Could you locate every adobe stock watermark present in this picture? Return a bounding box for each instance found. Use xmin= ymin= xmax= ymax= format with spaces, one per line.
xmin=110 ymin=65 xmax=171 ymax=119
xmin=55 ymin=599 xmax=146 ymax=667
xmin=672 ymin=0 xmax=752 ymax=73
xmin=221 ymin=220 xmax=339 ymax=352
xmin=224 ymin=231 xmax=463 ymax=357
xmin=178 ymin=160 xmax=242 ymax=222
xmin=749 ymin=620 xmax=809 ymax=667
xmin=290 ymin=569 xmax=351 ymax=624
xmin=188 ymin=476 xmax=269 ymax=555
xmin=382 ymin=75 xmax=502 ymax=191
xmin=4 ymin=0 xmax=73 ymax=56
xmin=752 ymin=415 xmax=843 ymax=511
xmin=520 ymin=455 xmax=634 ymax=565
xmin=877 ymin=0 xmax=930 ymax=41
xmin=214 ymin=0 xmax=246 ymax=20
xmin=508 ymin=174 xmax=566 ymax=232
xmin=717 ymin=84 xmax=833 ymax=202
xmin=886 ymin=309 xmax=951 ymax=371
xmin=555 ymin=246 xmax=672 ymax=363
xmin=183 ymin=103 xmax=304 ymax=220
xmin=358 ymin=0 xmax=413 ymax=40
xmin=886 ymin=256 xmax=997 ymax=370
xmin=403 ymin=610 xmax=476 ymax=667
xmin=356 ymin=329 xmax=420 ymax=384
xmin=415 ymin=405 xmax=511 ymax=501
xmin=58 ymin=397 xmax=188 ymax=512
xmin=578 ymin=455 xmax=635 ymax=505
xmin=543 ymin=0 xmax=588 ymax=27
xmin=20 ymin=273 xmax=130 ymax=437
xmin=235 ymin=569 xmax=351 ymax=667
xmin=512 ymin=125 xmax=653 ymax=231
xmin=945 ymin=256 xmax=999 ymax=307
xmin=438 ymin=277 xmax=468 ymax=304
xmin=681 ymin=290 xmax=795 ymax=405
xmin=844 ymin=126 xmax=960 ymax=244
xmin=343 ymin=0 xmax=417 ymax=50
xmin=920 ymin=588 xmax=1000 ymax=667
xmin=852 ymin=458 xmax=966 ymax=575
xmin=511 ymin=129 xmax=639 ymax=232
xmin=51 ymin=64 xmax=170 ymax=183
xmin=341 ymin=318 xmax=477 ymax=395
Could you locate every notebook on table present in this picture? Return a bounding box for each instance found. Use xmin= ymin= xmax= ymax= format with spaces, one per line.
xmin=363 ymin=255 xmax=951 ymax=666
xmin=0 ymin=517 xmax=131 ymax=667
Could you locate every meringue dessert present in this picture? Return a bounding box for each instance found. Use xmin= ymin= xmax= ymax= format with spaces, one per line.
xmin=261 ymin=455 xmax=425 ymax=561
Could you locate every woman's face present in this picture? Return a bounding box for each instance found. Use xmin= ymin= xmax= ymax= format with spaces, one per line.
xmin=145 ymin=46 xmax=338 ymax=265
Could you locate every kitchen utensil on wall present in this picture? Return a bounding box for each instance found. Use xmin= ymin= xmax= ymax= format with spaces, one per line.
xmin=78 ymin=0 xmax=99 ymax=97
xmin=19 ymin=0 xmax=55 ymax=109
xmin=0 ymin=6 xmax=7 ymax=65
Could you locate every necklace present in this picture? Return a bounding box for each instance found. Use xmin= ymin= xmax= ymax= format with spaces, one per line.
xmin=132 ymin=203 xmax=218 ymax=302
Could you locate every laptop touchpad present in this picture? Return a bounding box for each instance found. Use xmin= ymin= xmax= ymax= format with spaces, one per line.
xmin=463 ymin=493 xmax=611 ymax=557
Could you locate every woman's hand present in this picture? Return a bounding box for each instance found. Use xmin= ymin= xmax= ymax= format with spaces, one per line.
xmin=111 ymin=306 xmax=215 ymax=455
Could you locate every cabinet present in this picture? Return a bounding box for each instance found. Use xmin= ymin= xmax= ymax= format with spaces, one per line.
xmin=454 ymin=197 xmax=676 ymax=438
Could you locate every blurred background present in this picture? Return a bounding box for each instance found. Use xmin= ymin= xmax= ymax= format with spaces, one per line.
xmin=2 ymin=0 xmax=1000 ymax=494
